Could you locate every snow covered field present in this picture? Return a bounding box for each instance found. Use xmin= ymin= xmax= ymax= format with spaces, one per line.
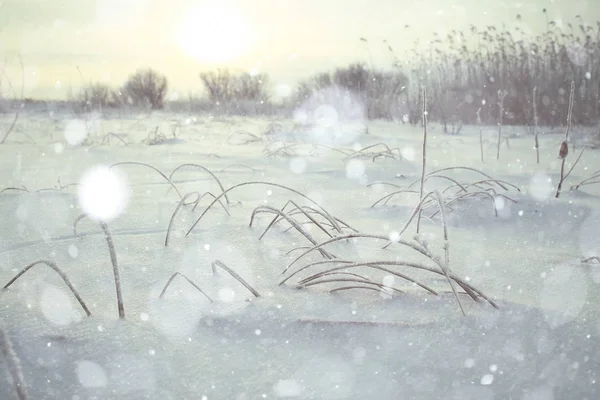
xmin=1 ymin=111 xmax=599 ymax=399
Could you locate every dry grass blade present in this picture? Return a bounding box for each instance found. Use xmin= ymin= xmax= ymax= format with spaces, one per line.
xmin=211 ymin=260 xmax=260 ymax=298
xmin=165 ymin=192 xmax=201 ymax=246
xmin=458 ymin=179 xmax=520 ymax=193
xmin=287 ymin=207 xmax=357 ymax=233
xmin=368 ymin=181 xmax=403 ymax=190
xmin=280 ymin=233 xmax=429 ymax=278
xmin=227 ymin=130 xmax=262 ymax=145
xmin=330 ymin=286 xmax=390 ymax=295
xmin=563 ymin=147 xmax=586 ymax=183
xmin=302 ymin=278 xmax=404 ymax=295
xmin=219 ymin=164 xmax=259 ymax=173
xmin=168 ymin=163 xmax=230 ymax=204
xmin=0 ymin=187 xmax=29 ymax=195
xmin=300 ymin=263 xmax=433 ymax=295
xmin=159 ymin=272 xmax=213 ymax=302
xmin=298 ymin=270 xmax=375 ymax=285
xmin=2 ymin=260 xmax=92 ymax=317
xmin=0 ymin=56 xmax=24 ymax=145
xmin=259 ymin=199 xmax=343 ymax=239
xmin=581 ymin=257 xmax=600 ymax=264
xmin=344 ymin=143 xmax=400 ymax=160
xmin=286 ymin=259 xmax=438 ymax=295
xmin=0 ymin=325 xmax=29 ymax=400
xmin=74 ymin=214 xmax=125 ymax=319
xmin=185 ymin=181 xmax=329 ymax=237
xmin=0 ymin=109 xmax=21 ymax=144
xmin=250 ymin=205 xmax=335 ymax=259
xmin=426 ymin=167 xmax=513 ymax=191
xmin=289 ymin=259 xmax=496 ymax=308
xmin=110 ymin=161 xmax=182 ymax=200
xmin=431 ymin=190 xmax=465 ymax=315
xmin=428 ymin=191 xmax=499 ymax=218
xmin=371 ymin=188 xmax=420 ymax=207
xmin=409 ymin=174 xmax=469 ymax=193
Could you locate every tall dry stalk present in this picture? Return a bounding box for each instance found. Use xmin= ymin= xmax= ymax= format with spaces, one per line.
xmin=0 ymin=56 xmax=24 ymax=144
xmin=416 ymin=86 xmax=428 ymax=234
xmin=496 ymin=90 xmax=508 ymax=160
xmin=532 ymin=86 xmax=540 ymax=164
xmin=476 ymin=107 xmax=483 ymax=163
xmin=555 ymin=81 xmax=575 ymax=198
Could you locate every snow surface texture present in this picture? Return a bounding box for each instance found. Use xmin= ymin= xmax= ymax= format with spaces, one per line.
xmin=0 ymin=111 xmax=599 ymax=399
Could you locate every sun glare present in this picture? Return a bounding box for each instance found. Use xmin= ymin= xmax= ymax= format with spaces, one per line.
xmin=175 ymin=4 xmax=254 ymax=63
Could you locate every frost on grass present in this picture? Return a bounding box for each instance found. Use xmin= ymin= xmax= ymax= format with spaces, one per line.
xmin=77 ymin=165 xmax=130 ymax=222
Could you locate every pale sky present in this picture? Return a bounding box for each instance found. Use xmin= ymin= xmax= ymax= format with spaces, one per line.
xmin=0 ymin=0 xmax=598 ymax=99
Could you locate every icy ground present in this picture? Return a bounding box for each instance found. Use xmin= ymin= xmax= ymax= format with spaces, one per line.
xmin=1 ymin=111 xmax=599 ymax=399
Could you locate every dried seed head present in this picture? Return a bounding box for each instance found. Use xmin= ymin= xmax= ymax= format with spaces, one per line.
xmin=558 ymin=140 xmax=568 ymax=159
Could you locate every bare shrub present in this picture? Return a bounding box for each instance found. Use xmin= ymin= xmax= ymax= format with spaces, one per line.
xmin=199 ymin=69 xmax=270 ymax=114
xmin=74 ymin=82 xmax=112 ymax=112
xmin=293 ymin=63 xmax=408 ymax=120
xmin=123 ymin=68 xmax=168 ymax=110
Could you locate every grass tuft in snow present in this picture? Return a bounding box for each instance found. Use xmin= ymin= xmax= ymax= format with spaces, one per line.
xmin=211 ymin=260 xmax=261 ymax=298
xmin=158 ymin=272 xmax=213 ymax=302
xmin=185 ymin=181 xmax=331 ymax=237
xmin=110 ymin=161 xmax=183 ymax=199
xmin=167 ymin=163 xmax=230 ymax=204
xmin=74 ymin=214 xmax=125 ymax=319
xmin=2 ymin=260 xmax=92 ymax=317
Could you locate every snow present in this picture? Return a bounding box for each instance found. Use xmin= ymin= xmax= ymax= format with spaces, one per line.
xmin=1 ymin=111 xmax=599 ymax=398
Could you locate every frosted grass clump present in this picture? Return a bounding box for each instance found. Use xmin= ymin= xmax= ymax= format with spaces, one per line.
xmin=76 ymin=360 xmax=108 ymax=388
xmin=77 ymin=165 xmax=130 ymax=222
xmin=64 ymin=119 xmax=88 ymax=146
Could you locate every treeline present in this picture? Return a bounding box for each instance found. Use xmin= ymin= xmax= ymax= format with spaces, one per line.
xmin=66 ymin=16 xmax=600 ymax=128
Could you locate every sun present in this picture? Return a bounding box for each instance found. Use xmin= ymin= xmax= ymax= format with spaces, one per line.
xmin=175 ymin=4 xmax=254 ymax=63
